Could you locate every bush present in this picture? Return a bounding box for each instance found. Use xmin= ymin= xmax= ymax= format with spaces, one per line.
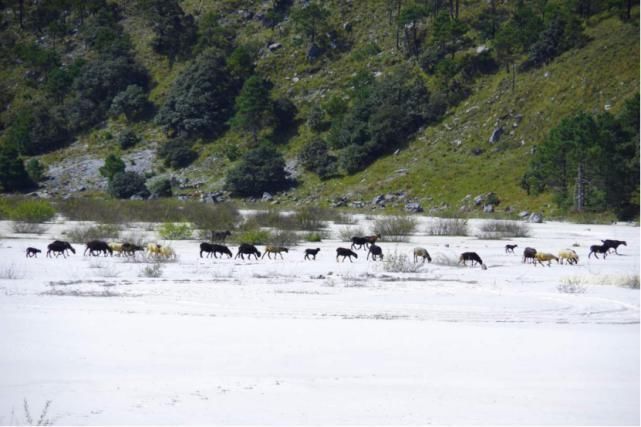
xmin=224 ymin=144 xmax=290 ymax=197
xmin=146 ymin=176 xmax=172 ymax=198
xmin=298 ymin=138 xmax=337 ymax=179
xmin=371 ymin=216 xmax=417 ymax=242
xmin=293 ymin=206 xmax=328 ymax=231
xmin=99 ymin=154 xmax=126 ymax=180
xmin=7 ymin=199 xmax=56 ymax=223
xmin=117 ymin=129 xmax=141 ymax=150
xmin=140 ymin=263 xmax=164 ymax=278
xmin=477 ymin=220 xmax=530 ymax=239
xmin=237 ymin=228 xmax=272 ymax=245
xmin=109 ymin=85 xmax=151 ymax=121
xmin=0 ymin=144 xmax=34 ymax=192
xmin=383 ymin=250 xmax=422 ymax=273
xmin=337 ymin=225 xmax=365 ymax=242
xmin=304 ymin=231 xmax=324 ymax=242
xmin=155 ymin=48 xmax=235 ymax=138
xmin=108 ymin=171 xmax=149 ymax=199
xmin=158 ymin=222 xmax=193 ymax=240
xmin=64 ymin=224 xmax=121 ymax=242
xmin=25 ymin=159 xmax=45 ymax=183
xmin=158 ymin=137 xmax=198 ymax=169
xmin=426 ymin=217 xmax=468 ymax=236
xmin=269 ymin=230 xmax=299 ymax=246
xmin=307 ymin=105 xmax=325 ymax=132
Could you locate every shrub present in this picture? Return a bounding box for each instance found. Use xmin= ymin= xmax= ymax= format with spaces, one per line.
xmin=557 ymin=277 xmax=587 ymax=294
xmin=304 ymin=231 xmax=324 ymax=242
xmin=224 ymin=144 xmax=290 ymax=197
xmin=299 ymin=138 xmax=337 ymax=179
xmin=158 ymin=222 xmax=193 ymax=240
xmin=8 ymin=199 xmax=56 ymax=223
xmin=109 ymin=85 xmax=151 ymax=121
xmin=117 ymin=129 xmax=141 ymax=150
xmin=269 ymin=230 xmax=299 ymax=246
xmin=372 ymin=216 xmax=417 ymax=242
xmin=63 ymin=224 xmax=121 ymax=242
xmin=155 ymin=48 xmax=235 ymax=138
xmin=272 ymin=97 xmax=298 ymax=132
xmin=293 ymin=206 xmax=329 ymax=231
xmin=11 ymin=222 xmax=47 ymax=234
xmin=307 ymin=105 xmax=325 ymax=132
xmin=108 ymin=171 xmax=150 ymax=199
xmin=383 ymin=250 xmax=423 ymax=273
xmin=146 ymin=176 xmax=172 ymax=198
xmin=158 ymin=137 xmax=198 ymax=169
xmin=140 ymin=263 xmax=164 ymax=278
xmin=25 ymin=159 xmax=45 ymax=183
xmin=99 ymin=154 xmax=126 ymax=180
xmin=426 ymin=217 xmax=468 ymax=236
xmin=337 ymin=225 xmax=365 ymax=242
xmin=237 ymin=228 xmax=271 ymax=245
xmin=477 ymin=220 xmax=530 ymax=239
xmin=0 ymin=144 xmax=34 ymax=192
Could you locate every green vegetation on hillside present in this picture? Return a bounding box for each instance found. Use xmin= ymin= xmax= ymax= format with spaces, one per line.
xmin=0 ymin=0 xmax=638 ymax=220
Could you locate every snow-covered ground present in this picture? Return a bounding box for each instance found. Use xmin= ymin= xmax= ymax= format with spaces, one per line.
xmin=0 ymin=216 xmax=638 ymax=425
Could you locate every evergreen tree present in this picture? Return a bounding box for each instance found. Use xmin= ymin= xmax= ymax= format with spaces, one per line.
xmin=224 ymin=144 xmax=289 ymax=197
xmin=0 ymin=143 xmax=33 ymax=192
xmin=231 ymin=76 xmax=273 ymax=144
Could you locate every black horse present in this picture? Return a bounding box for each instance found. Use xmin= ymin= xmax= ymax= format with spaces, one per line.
xmin=84 ymin=240 xmax=112 ymax=256
xmin=235 ymin=243 xmax=261 ymax=260
xmin=200 ymin=242 xmax=233 ymax=258
xmin=47 ymin=240 xmax=76 ymax=258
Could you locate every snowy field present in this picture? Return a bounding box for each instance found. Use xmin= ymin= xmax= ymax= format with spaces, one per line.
xmin=0 ymin=215 xmax=638 ymax=425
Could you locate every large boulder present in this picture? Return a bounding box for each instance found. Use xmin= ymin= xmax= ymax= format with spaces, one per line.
xmin=405 ymin=202 xmax=423 ymax=213
xmin=488 ymin=127 xmax=504 ymax=144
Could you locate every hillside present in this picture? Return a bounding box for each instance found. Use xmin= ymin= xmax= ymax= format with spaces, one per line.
xmin=0 ymin=0 xmax=638 ymax=219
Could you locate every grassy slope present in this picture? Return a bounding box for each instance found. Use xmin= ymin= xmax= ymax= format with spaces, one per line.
xmin=27 ymin=2 xmax=640 ymax=218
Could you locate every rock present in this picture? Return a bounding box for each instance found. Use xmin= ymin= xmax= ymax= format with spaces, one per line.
xmin=351 ymin=201 xmax=365 ymax=209
xmin=474 ymin=195 xmax=485 ymax=206
xmin=528 ymin=212 xmax=544 ymax=223
xmin=405 ymin=202 xmax=423 ymax=213
xmin=518 ymin=211 xmax=530 ymax=218
xmin=372 ymin=194 xmax=385 ymax=205
xmin=268 ymin=42 xmax=282 ymax=51
xmin=471 ymin=147 xmax=483 ymax=156
xmin=262 ymin=192 xmax=273 ymax=201
xmin=307 ymin=44 xmax=323 ymax=62
xmin=342 ymin=21 xmax=352 ymax=32
xmin=488 ymin=127 xmax=504 ymax=144
xmin=483 ymin=204 xmax=494 ymax=213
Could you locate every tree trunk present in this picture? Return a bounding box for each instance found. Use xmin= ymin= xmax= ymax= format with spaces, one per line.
xmin=455 ymin=0 xmax=459 ymax=18
xmin=395 ymin=0 xmax=403 ymax=50
xmin=449 ymin=0 xmax=454 ymax=19
xmin=512 ymin=62 xmax=516 ymax=92
xmin=575 ymin=161 xmax=585 ymax=211
xmin=626 ymin=0 xmax=632 ymax=20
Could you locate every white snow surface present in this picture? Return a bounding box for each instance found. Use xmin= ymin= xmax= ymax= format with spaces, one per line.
xmin=0 ymin=216 xmax=639 ymax=425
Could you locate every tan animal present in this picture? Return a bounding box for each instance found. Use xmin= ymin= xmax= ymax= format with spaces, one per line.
xmin=109 ymin=242 xmax=124 ymax=256
xmin=262 ymin=246 xmax=289 ymax=259
xmin=413 ymin=247 xmax=432 ymax=263
xmin=534 ymin=252 xmax=559 ymax=267
xmin=558 ymin=249 xmax=579 ymax=265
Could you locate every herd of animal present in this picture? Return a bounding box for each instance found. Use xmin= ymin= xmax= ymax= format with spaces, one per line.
xmin=23 ymin=233 xmax=627 ymax=270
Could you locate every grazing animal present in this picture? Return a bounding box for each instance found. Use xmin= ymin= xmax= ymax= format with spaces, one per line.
xmin=146 ymin=243 xmax=163 ymax=256
xmin=351 ymin=234 xmax=381 ymax=250
xmin=367 ymin=244 xmax=383 ymax=261
xmin=200 ymin=242 xmax=232 ymax=258
xmin=262 ymin=246 xmax=289 ymax=259
xmin=121 ymin=243 xmax=144 ymax=256
xmin=84 ymin=240 xmax=112 ymax=256
xmin=505 ymin=244 xmax=518 ymax=254
xmin=522 ymin=247 xmax=537 ymax=264
xmin=47 ymin=240 xmax=75 ymax=258
xmin=109 ymin=242 xmax=124 ymax=256
xmin=304 ymin=248 xmax=320 ymax=260
xmin=413 ymin=247 xmax=432 ymax=263
xmin=235 ymin=243 xmax=261 ymax=260
xmin=588 ymin=244 xmax=609 ymax=259
xmin=210 ymin=230 xmax=232 ymax=242
xmin=601 ymin=239 xmax=627 ymax=255
xmin=159 ymin=246 xmax=176 ymax=260
xmin=336 ymin=247 xmax=358 ymax=262
xmin=558 ymin=249 xmax=579 ymax=265
xmin=350 ymin=236 xmax=370 ymax=250
xmin=534 ymin=252 xmax=559 ymax=266
xmin=459 ymin=252 xmax=486 ymax=269
xmin=26 ymin=247 xmax=41 ymax=258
